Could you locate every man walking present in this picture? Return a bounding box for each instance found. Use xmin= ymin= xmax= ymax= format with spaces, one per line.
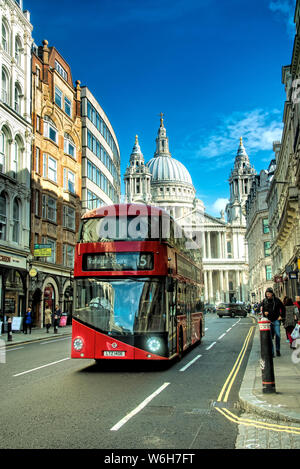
xmin=261 ymin=287 xmax=286 ymax=357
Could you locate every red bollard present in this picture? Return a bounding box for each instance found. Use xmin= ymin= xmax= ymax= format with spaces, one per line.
xmin=258 ymin=318 xmax=276 ymax=393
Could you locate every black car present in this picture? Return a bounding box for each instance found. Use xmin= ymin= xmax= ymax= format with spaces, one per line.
xmin=216 ymin=303 xmax=247 ymax=318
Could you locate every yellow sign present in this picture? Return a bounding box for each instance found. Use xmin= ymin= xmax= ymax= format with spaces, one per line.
xmin=29 ymin=268 xmax=38 ymax=277
xmin=298 ymin=259 xmax=300 ymax=270
xmin=34 ymin=244 xmax=52 ymax=257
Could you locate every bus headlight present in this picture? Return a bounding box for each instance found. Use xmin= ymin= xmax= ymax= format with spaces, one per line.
xmin=73 ymin=337 xmax=84 ymax=351
xmin=146 ymin=337 xmax=161 ymax=353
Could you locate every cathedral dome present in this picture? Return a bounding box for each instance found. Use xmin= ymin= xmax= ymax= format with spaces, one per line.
xmin=146 ymin=156 xmax=193 ymax=186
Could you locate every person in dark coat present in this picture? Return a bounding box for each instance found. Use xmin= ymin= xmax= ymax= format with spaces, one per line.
xmin=52 ymin=305 xmax=61 ymax=333
xmin=24 ymin=307 xmax=33 ymax=334
xmin=260 ymin=287 xmax=286 ymax=357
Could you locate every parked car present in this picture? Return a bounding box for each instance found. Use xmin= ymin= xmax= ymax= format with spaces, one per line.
xmin=204 ymin=303 xmax=216 ymax=314
xmin=216 ymin=303 xmax=247 ymax=318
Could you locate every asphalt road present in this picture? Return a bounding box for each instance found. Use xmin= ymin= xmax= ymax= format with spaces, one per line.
xmin=0 ymin=314 xmax=255 ymax=450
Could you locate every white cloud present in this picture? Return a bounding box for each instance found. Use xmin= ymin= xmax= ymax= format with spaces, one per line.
xmin=194 ymin=108 xmax=283 ymax=161
xmin=269 ymin=0 xmax=296 ymax=36
xmin=211 ymin=198 xmax=229 ymax=216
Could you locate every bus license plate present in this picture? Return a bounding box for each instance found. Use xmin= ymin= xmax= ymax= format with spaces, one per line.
xmin=103 ymin=351 xmax=126 ymax=357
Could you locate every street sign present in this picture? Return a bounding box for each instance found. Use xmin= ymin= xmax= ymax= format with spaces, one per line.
xmin=298 ymin=258 xmax=300 ymax=270
xmin=34 ymin=244 xmax=52 ymax=257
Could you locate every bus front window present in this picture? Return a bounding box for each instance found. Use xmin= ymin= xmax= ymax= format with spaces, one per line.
xmin=74 ymin=278 xmax=165 ymax=335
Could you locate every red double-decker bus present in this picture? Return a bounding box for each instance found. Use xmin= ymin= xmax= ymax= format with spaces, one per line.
xmin=71 ymin=204 xmax=204 ymax=362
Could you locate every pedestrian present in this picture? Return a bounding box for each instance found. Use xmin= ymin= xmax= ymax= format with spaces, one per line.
xmin=260 ymin=287 xmax=286 ymax=357
xmin=283 ymin=297 xmax=299 ymax=349
xmin=52 ymin=305 xmax=61 ymax=334
xmin=24 ymin=307 xmax=33 ymax=334
xmin=44 ymin=303 xmax=52 ymax=333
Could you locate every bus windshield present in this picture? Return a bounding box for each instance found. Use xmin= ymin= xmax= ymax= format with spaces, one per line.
xmin=74 ymin=278 xmax=165 ymax=334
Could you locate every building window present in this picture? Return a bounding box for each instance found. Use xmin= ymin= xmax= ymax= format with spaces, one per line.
xmin=12 ymin=137 xmax=22 ymax=178
xmin=55 ymin=86 xmax=62 ymax=108
xmin=14 ymin=83 xmax=22 ymax=114
xmin=2 ymin=67 xmax=9 ymax=104
xmin=264 ymin=241 xmax=271 ymax=257
xmin=266 ymin=265 xmax=272 ymax=281
xmin=43 ymin=116 xmax=58 ymax=144
xmin=42 ymin=195 xmax=57 ymax=222
xmin=0 ymin=126 xmax=9 ymax=173
xmin=63 ymin=205 xmax=75 ymax=230
xmin=42 ymin=237 xmax=56 ymax=264
xmin=63 ymin=168 xmax=75 ymax=193
xmin=2 ymin=21 xmax=8 ymax=53
xmin=43 ymin=154 xmax=57 ymax=183
xmin=36 ymin=147 xmax=40 ymax=173
xmin=15 ymin=36 xmax=22 ymax=66
xmin=55 ymin=60 xmax=68 ymax=81
xmin=12 ymin=198 xmax=20 ymax=243
xmin=64 ymin=133 xmax=76 ymax=158
xmin=35 ymin=190 xmax=40 ymax=216
xmin=64 ymin=96 xmax=71 ymax=117
xmin=262 ymin=218 xmax=269 ymax=234
xmin=63 ymin=244 xmax=74 ymax=268
xmin=0 ymin=192 xmax=7 ymax=240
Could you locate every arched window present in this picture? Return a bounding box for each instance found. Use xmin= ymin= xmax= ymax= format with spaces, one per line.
xmin=2 ymin=20 xmax=8 ymax=53
xmin=2 ymin=67 xmax=9 ymax=104
xmin=0 ymin=192 xmax=7 ymax=240
xmin=12 ymin=136 xmax=22 ymax=179
xmin=14 ymin=83 xmax=22 ymax=114
xmin=64 ymin=133 xmax=76 ymax=158
xmin=43 ymin=116 xmax=58 ymax=144
xmin=15 ymin=36 xmax=22 ymax=66
xmin=12 ymin=198 xmax=20 ymax=243
xmin=0 ymin=126 xmax=10 ymax=173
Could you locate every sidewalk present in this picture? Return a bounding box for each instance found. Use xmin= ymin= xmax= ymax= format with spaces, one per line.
xmin=0 ymin=324 xmax=72 ymax=346
xmin=239 ymin=319 xmax=300 ymax=423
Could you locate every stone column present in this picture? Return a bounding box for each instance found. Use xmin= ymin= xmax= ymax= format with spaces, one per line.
xmin=207 ymin=232 xmax=211 ymax=259
xmin=204 ymin=271 xmax=208 ymax=302
xmin=225 ymin=271 xmax=229 ymax=302
xmin=219 ymin=270 xmax=224 ymax=302
xmin=235 ymin=271 xmax=240 ymax=301
xmin=208 ymin=270 xmax=213 ymax=303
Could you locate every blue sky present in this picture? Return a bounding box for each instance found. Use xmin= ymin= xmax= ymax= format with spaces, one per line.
xmin=27 ymin=0 xmax=296 ymax=215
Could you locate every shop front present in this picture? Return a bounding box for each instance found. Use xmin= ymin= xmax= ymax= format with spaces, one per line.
xmin=0 ymin=250 xmax=28 ymax=331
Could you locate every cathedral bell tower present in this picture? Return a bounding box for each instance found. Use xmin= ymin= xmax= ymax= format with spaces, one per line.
xmin=226 ymin=137 xmax=256 ymax=225
xmin=124 ymin=135 xmax=152 ymax=204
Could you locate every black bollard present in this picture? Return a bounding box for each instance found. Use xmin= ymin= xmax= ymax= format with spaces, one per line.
xmin=7 ymin=317 xmax=12 ymax=342
xmin=258 ymin=318 xmax=276 ymax=393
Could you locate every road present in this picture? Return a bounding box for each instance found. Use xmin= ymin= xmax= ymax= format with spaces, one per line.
xmin=0 ymin=314 xmax=255 ymax=450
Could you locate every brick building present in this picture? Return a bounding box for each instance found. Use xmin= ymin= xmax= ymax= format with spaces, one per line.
xmin=29 ymin=39 xmax=82 ymax=327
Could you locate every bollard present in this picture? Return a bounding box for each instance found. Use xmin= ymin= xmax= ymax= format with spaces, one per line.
xmin=7 ymin=317 xmax=12 ymax=342
xmin=258 ymin=318 xmax=276 ymax=393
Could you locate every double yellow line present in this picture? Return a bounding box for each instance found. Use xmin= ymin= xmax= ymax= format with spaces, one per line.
xmin=215 ymin=407 xmax=300 ymax=435
xmin=216 ymin=317 xmax=300 ymax=435
xmin=217 ymin=324 xmax=255 ymax=403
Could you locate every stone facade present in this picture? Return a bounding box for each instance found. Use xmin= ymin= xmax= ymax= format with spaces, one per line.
xmin=29 ymin=40 xmax=82 ymax=327
xmin=0 ymin=0 xmax=33 ymax=322
xmin=246 ymin=170 xmax=273 ymax=302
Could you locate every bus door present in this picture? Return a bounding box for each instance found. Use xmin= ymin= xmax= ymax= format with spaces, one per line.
xmin=167 ymin=278 xmax=177 ymax=356
xmin=186 ymin=285 xmax=192 ymax=347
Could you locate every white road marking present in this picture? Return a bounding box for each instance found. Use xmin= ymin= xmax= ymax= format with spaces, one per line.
xmin=179 ymin=354 xmax=202 ymax=372
xmin=217 ymin=333 xmax=226 ymax=340
xmin=206 ymin=342 xmax=216 ymax=350
xmin=13 ymin=357 xmax=70 ymax=377
xmin=110 ymin=382 xmax=170 ymax=431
